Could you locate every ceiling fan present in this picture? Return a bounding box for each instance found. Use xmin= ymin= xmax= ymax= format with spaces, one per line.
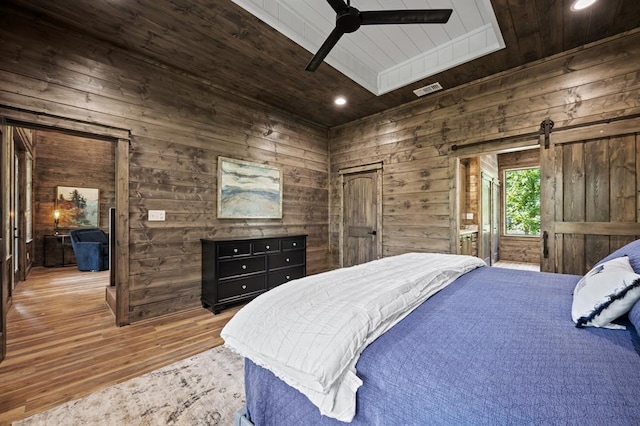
xmin=305 ymin=0 xmax=453 ymax=72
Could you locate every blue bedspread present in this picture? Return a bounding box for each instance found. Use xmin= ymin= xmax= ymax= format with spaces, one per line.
xmin=244 ymin=266 xmax=640 ymax=425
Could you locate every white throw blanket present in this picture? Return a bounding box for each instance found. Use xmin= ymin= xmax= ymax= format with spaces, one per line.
xmin=221 ymin=252 xmax=485 ymax=422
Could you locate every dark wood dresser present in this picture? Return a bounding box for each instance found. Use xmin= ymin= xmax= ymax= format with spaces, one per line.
xmin=201 ymin=234 xmax=307 ymax=314
xmin=43 ymin=234 xmax=77 ymax=267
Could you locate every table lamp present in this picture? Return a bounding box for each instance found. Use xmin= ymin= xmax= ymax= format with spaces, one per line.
xmin=54 ymin=210 xmax=60 ymax=235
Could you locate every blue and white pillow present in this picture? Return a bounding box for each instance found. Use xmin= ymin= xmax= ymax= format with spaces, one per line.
xmin=572 ymin=256 xmax=640 ymax=329
xmin=596 ymin=238 xmax=640 ymax=273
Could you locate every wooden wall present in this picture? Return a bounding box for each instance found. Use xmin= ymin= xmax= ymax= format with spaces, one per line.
xmin=480 ymin=154 xmax=498 ymax=180
xmin=498 ymin=149 xmax=540 ymax=264
xmin=328 ymin=29 xmax=640 ymax=266
xmin=3 ymin=6 xmax=640 ymax=320
xmin=32 ymin=130 xmax=115 ymax=267
xmin=0 ymin=9 xmax=330 ymax=323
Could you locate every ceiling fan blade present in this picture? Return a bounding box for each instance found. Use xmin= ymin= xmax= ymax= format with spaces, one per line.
xmin=305 ymin=27 xmax=345 ymax=72
xmin=360 ymin=9 xmax=453 ymax=25
xmin=326 ymin=0 xmax=349 ymax=13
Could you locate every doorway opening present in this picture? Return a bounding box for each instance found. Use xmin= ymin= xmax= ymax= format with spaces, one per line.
xmin=1 ymin=112 xmax=130 ymax=347
xmin=456 ymin=147 xmax=541 ymax=270
xmin=10 ymin=125 xmax=117 ymax=307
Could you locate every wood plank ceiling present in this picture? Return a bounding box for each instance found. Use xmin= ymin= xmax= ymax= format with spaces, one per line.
xmin=233 ymin=0 xmax=506 ymax=96
xmin=3 ymin=0 xmax=640 ymax=128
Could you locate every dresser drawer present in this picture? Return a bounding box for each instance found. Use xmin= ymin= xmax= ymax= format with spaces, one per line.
xmin=217 ymin=275 xmax=266 ymax=302
xmin=269 ymin=250 xmax=305 ymax=269
xmin=202 ymin=235 xmax=306 ymax=314
xmin=253 ymin=239 xmax=281 ymax=254
xmin=268 ymin=266 xmax=305 ymax=289
xmin=282 ymin=237 xmax=305 ymax=251
xmin=218 ymin=256 xmax=266 ymax=279
xmin=218 ymin=242 xmax=251 ymax=258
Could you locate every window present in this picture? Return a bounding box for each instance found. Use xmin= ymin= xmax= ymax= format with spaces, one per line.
xmin=504 ymin=167 xmax=540 ymax=236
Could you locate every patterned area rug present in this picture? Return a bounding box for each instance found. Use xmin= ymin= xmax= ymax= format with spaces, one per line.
xmin=14 ymin=345 xmax=245 ymax=426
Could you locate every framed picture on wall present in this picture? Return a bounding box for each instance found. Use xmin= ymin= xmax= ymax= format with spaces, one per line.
xmin=56 ymin=186 xmax=100 ymax=228
xmin=217 ymin=157 xmax=283 ymax=219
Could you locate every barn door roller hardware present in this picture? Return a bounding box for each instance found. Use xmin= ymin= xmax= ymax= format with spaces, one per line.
xmin=540 ymin=118 xmax=554 ymax=149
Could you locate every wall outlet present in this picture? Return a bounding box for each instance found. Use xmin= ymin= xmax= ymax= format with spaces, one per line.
xmin=465 ymin=213 xmax=474 ymax=220
xmin=148 ymin=210 xmax=166 ymax=221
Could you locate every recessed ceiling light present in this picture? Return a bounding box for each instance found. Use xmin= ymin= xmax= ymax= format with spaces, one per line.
xmin=334 ymin=96 xmax=346 ymax=106
xmin=571 ymin=0 xmax=597 ymax=11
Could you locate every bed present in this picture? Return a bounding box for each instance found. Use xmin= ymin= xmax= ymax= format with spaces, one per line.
xmin=222 ymin=242 xmax=640 ymax=425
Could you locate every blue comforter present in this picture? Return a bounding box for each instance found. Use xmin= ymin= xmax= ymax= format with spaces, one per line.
xmin=244 ymin=266 xmax=640 ymax=425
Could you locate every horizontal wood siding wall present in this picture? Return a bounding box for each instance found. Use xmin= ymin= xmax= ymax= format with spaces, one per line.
xmin=33 ymin=131 xmax=115 ymax=266
xmin=0 ymin=11 xmax=330 ymax=322
xmin=328 ymin=30 xmax=640 ymax=266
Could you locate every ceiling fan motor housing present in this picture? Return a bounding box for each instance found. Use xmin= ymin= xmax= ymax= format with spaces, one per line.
xmin=337 ymin=7 xmax=361 ymax=33
xmin=305 ymin=1 xmax=453 ymax=72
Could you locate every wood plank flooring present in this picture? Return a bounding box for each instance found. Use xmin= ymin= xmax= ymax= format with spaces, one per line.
xmin=0 ymin=267 xmax=239 ymax=425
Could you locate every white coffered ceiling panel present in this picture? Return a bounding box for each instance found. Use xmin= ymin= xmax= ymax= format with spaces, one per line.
xmin=233 ymin=0 xmax=505 ymax=95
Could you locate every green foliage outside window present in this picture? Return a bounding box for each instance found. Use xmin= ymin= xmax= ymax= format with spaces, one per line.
xmin=505 ymin=167 xmax=540 ymax=236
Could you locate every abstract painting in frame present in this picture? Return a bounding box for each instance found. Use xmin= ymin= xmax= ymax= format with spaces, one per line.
xmin=217 ymin=157 xmax=283 ymax=219
xmin=56 ymin=186 xmax=100 ymax=228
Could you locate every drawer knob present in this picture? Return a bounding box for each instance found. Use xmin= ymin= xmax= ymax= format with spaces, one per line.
xmin=293 ymin=242 xmax=297 ymax=246
xmin=286 ymin=258 xmax=290 ymax=262
xmin=266 ymin=245 xmax=270 ymax=249
xmin=286 ymin=275 xmax=291 ymax=280
xmin=233 ymin=248 xmax=238 ymax=253
xmin=242 ymin=264 xmax=247 ymax=270
xmin=242 ymin=285 xmax=247 ymax=290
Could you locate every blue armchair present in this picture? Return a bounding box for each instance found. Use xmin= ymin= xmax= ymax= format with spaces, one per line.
xmin=69 ymin=228 xmax=110 ymax=271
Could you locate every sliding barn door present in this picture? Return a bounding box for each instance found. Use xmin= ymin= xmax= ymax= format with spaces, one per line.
xmin=540 ymin=122 xmax=640 ymax=274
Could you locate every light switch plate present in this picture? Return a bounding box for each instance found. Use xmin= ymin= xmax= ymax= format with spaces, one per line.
xmin=148 ymin=210 xmax=166 ymax=221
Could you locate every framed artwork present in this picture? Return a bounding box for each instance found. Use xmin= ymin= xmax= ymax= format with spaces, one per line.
xmin=56 ymin=186 xmax=100 ymax=228
xmin=217 ymin=157 xmax=283 ymax=219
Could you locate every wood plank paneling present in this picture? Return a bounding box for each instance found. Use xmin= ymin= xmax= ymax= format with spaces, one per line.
xmin=2 ymin=1 xmax=640 ymax=322
xmin=499 ymin=237 xmax=539 ymax=264
xmin=0 ymin=11 xmax=330 ymax=323
xmin=4 ymin=0 xmax=639 ymax=128
xmin=329 ymin=31 xmax=640 ymax=267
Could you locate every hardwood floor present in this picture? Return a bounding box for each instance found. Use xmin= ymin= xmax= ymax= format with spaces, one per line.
xmin=0 ymin=267 xmax=239 ymax=425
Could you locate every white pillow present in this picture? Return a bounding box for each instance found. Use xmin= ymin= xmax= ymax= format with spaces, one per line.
xmin=572 ymin=256 xmax=640 ymax=329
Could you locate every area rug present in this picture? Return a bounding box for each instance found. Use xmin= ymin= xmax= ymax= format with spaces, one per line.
xmin=14 ymin=345 xmax=245 ymax=426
